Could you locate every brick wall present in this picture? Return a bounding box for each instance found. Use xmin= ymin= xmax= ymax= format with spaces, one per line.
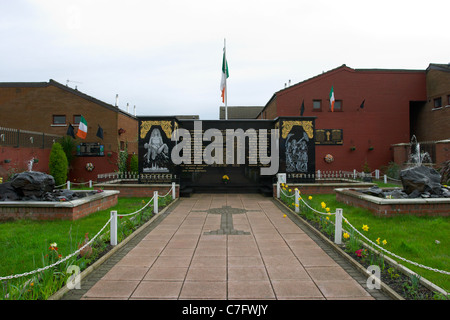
xmin=98 ymin=183 xmax=179 ymax=198
xmin=412 ymin=69 xmax=450 ymax=142
xmin=262 ymin=66 xmax=427 ymax=172
xmin=0 ymin=146 xmax=51 ymax=179
xmin=336 ymin=189 xmax=450 ymax=217
xmin=0 ymin=192 xmax=118 ymax=221
xmin=0 ymin=82 xmax=139 ymax=182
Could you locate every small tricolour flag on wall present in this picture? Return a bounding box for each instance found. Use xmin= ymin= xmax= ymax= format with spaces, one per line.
xmin=76 ymin=115 xmax=88 ymax=139
xmin=329 ymin=86 xmax=335 ymax=112
xmin=220 ymin=46 xmax=229 ymax=103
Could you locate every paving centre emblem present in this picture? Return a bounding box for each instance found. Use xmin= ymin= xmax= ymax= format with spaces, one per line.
xmin=198 ymin=206 xmax=256 ymax=236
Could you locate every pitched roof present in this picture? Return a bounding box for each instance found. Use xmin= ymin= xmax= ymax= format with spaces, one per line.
xmin=219 ymin=106 xmax=264 ymax=119
xmin=427 ymin=63 xmax=450 ymax=72
xmin=0 ymin=79 xmax=137 ymax=120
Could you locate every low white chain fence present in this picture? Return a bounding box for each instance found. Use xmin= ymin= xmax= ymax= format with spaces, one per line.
xmin=277 ymin=182 xmax=450 ymax=276
xmin=0 ymin=183 xmax=177 ymax=282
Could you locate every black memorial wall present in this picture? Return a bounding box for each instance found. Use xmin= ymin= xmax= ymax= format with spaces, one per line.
xmin=138 ymin=116 xmax=316 ymax=195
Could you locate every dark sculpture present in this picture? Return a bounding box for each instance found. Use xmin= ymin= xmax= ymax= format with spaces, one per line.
xmin=0 ymin=171 xmax=96 ymax=201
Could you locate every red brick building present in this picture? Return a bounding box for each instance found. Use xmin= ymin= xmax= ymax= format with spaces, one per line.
xmin=257 ymin=64 xmax=431 ymax=172
xmin=0 ymin=80 xmax=138 ymax=182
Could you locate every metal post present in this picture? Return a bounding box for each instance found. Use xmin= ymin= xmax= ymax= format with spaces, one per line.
xmin=110 ymin=210 xmax=117 ymax=246
xmin=295 ymin=189 xmax=300 ymax=213
xmin=277 ymin=181 xmax=280 ymax=198
xmin=334 ymin=208 xmax=343 ymax=245
xmin=67 ymin=181 xmax=70 ymax=190
xmin=172 ymin=182 xmax=176 ymax=199
xmin=384 ymin=174 xmax=387 ymax=184
xmin=154 ymin=191 xmax=158 ymax=214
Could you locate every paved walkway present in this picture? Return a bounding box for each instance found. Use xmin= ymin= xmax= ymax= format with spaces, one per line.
xmin=63 ymin=194 xmax=390 ymax=300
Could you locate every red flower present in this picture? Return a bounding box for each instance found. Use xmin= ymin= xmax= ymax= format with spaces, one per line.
xmin=355 ymin=249 xmax=363 ymax=257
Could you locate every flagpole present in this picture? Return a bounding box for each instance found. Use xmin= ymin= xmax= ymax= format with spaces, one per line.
xmin=224 ymin=38 xmax=228 ymax=120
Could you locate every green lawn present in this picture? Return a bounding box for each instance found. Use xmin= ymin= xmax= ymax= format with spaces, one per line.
xmin=0 ymin=197 xmax=152 ymax=278
xmin=296 ymin=193 xmax=450 ymax=292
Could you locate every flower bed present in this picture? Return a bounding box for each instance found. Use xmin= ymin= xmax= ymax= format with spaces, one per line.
xmin=1 ymin=193 xmax=175 ymax=300
xmin=277 ymin=183 xmax=449 ymax=300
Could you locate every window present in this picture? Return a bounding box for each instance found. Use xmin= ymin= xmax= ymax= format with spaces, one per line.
xmin=73 ymin=115 xmax=81 ymax=125
xmin=313 ymin=100 xmax=322 ymax=111
xmin=333 ymin=100 xmax=343 ymax=111
xmin=52 ymin=115 xmax=66 ymax=125
xmin=434 ymin=97 xmax=442 ymax=109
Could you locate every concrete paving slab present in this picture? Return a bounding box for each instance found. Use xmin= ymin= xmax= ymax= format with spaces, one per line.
xmin=63 ymin=193 xmax=389 ymax=300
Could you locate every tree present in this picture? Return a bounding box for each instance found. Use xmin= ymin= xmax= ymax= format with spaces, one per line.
xmin=49 ymin=142 xmax=68 ymax=186
xmin=58 ymin=136 xmax=77 ymax=167
xmin=130 ymin=154 xmax=138 ymax=173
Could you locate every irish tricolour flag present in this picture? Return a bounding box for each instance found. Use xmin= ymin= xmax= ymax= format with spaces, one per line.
xmin=220 ymin=47 xmax=229 ymax=103
xmin=329 ymin=86 xmax=335 ymax=112
xmin=76 ymin=115 xmax=88 ymax=139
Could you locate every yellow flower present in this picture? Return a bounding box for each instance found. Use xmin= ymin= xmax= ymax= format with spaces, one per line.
xmin=308 ymin=196 xmax=312 ymax=200
xmin=283 ymin=214 xmax=287 ymax=218
xmin=321 ymin=202 xmax=326 ymax=208
xmin=362 ymin=224 xmax=369 ymax=232
xmin=295 ymin=203 xmax=299 ymax=207
xmin=289 ymin=189 xmax=292 ymax=192
xmin=382 ymin=239 xmax=387 ymax=245
xmin=343 ymin=232 xmax=350 ymax=239
xmin=376 ymin=238 xmax=380 ymax=245
xmin=298 ymin=197 xmax=302 ymax=201
xmin=326 ymin=217 xmax=329 ymax=220
xmin=326 ymin=207 xmax=330 ymax=212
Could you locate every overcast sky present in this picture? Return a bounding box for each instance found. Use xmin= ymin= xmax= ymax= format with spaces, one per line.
xmin=2 ymin=0 xmax=449 ymax=119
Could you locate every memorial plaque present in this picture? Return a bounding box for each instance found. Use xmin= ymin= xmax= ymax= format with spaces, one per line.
xmin=279 ymin=117 xmax=316 ymax=183
xmin=138 ymin=117 xmax=178 ymax=183
xmin=174 ymin=120 xmax=275 ymax=193
xmin=315 ymin=129 xmax=343 ymax=145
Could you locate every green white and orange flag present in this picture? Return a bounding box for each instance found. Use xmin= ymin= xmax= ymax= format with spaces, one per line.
xmin=329 ymin=86 xmax=335 ymax=112
xmin=220 ymin=46 xmax=229 ymax=103
xmin=76 ymin=115 xmax=88 ymax=139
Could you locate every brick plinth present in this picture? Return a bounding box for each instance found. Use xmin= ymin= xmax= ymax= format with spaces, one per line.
xmin=96 ymin=182 xmax=179 ymax=199
xmin=0 ymin=191 xmax=119 ymax=221
xmin=335 ymin=188 xmax=450 ymax=217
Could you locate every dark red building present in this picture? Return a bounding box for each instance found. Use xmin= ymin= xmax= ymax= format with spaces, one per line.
xmin=257 ymin=64 xmax=428 ymax=172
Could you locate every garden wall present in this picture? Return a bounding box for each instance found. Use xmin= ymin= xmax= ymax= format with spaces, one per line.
xmin=0 ymin=191 xmax=119 ymax=221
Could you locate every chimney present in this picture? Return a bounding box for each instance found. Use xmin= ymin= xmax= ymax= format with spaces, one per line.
xmin=134 ymin=105 xmax=136 ymax=116
xmin=126 ymin=103 xmax=129 ymax=113
xmin=115 ymin=94 xmax=119 ymax=107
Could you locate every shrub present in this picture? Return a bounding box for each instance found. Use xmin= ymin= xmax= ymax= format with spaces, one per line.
xmin=58 ymin=136 xmax=77 ymax=166
xmin=129 ymin=154 xmax=138 ymax=173
xmin=49 ymin=142 xmax=68 ymax=186
xmin=382 ymin=161 xmax=400 ymax=180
